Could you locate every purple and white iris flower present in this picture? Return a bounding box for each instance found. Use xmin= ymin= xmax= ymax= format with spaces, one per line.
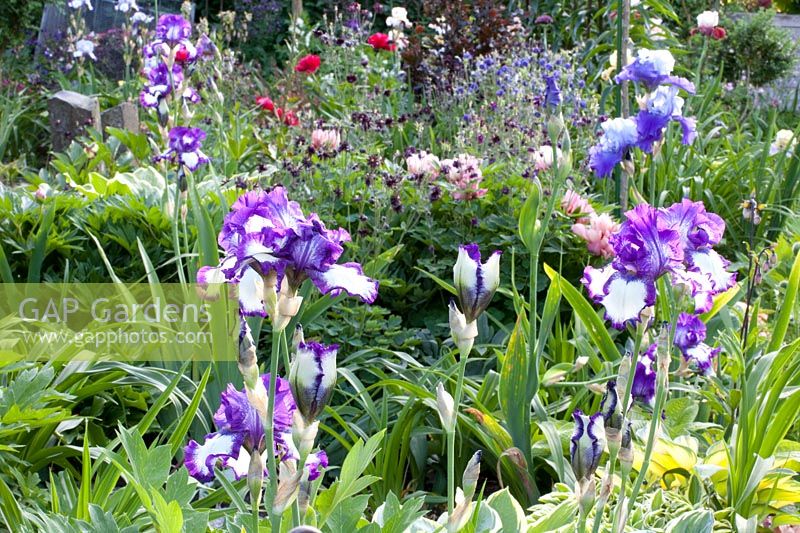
xmin=582 ymin=200 xmax=735 ymax=329
xmin=615 ymin=49 xmax=695 ymax=94
xmin=673 ymin=312 xmax=719 ymax=374
xmin=449 ymin=244 xmax=501 ymax=356
xmin=588 ymin=117 xmax=639 ymax=178
xmin=139 ymin=62 xmax=182 ymax=108
xmin=184 ymin=373 xmax=328 ymax=483
xmin=631 ymin=344 xmax=657 ymax=406
xmin=159 ymin=127 xmax=210 ymax=171
xmin=635 ymin=85 xmax=697 ymax=152
xmin=155 ymin=14 xmax=192 ymax=45
xmin=198 ymin=187 xmax=378 ymax=318
xmin=289 ymin=341 xmax=338 ymax=423
xmin=453 ymin=244 xmax=501 ymax=323
xmin=570 ymin=410 xmax=606 ymax=481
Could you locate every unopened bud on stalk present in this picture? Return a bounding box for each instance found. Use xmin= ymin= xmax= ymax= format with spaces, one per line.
xmin=238 ymin=320 xmax=259 ymax=391
xmin=462 ymin=450 xmax=482 ymax=501
xmin=449 ymin=300 xmax=478 ymax=358
xmin=292 ymin=411 xmax=319 ymax=460
xmin=436 ymin=382 xmax=456 ymax=431
xmin=618 ymin=421 xmax=633 ymax=474
xmin=576 ymin=477 xmax=596 ymax=518
xmin=656 ymin=321 xmax=672 ymax=378
xmin=274 ymin=277 xmax=303 ymax=332
xmin=272 ymin=463 xmax=302 ymax=516
xmin=263 ymin=270 xmax=278 ymax=321
xmin=246 ymin=376 xmax=269 ymax=420
xmin=247 ymin=448 xmax=264 ymax=508
xmin=296 ymin=480 xmax=313 ymax=520
xmin=292 ymin=324 xmax=305 ymax=351
xmin=621 ymin=158 xmax=635 ymax=177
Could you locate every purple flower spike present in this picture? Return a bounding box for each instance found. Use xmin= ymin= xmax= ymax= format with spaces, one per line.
xmin=631 ymin=344 xmax=657 ymax=407
xmin=156 ymin=14 xmax=192 ymax=45
xmin=615 ymin=49 xmax=695 ymax=93
xmin=544 ymin=75 xmax=562 ymax=110
xmin=453 ymin=244 xmax=501 ymax=323
xmin=289 ymin=341 xmax=338 ymax=422
xmin=570 ymin=410 xmax=606 ymax=481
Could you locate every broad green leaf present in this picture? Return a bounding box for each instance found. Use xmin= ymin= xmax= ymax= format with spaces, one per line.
xmin=499 ymin=317 xmax=530 ymax=465
xmin=665 ymin=509 xmax=714 ymax=533
xmin=528 ymin=498 xmax=577 ymax=532
xmin=768 ymin=250 xmax=800 ymax=353
xmin=486 ymin=489 xmax=525 ymax=533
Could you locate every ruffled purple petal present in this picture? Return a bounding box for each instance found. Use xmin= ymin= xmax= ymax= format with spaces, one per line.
xmin=631 ymin=344 xmax=657 ymax=406
xmin=309 ymin=262 xmax=379 ymax=303
xmin=305 ymin=450 xmax=328 ymax=481
xmin=673 ymin=312 xmax=706 ymax=353
xmin=687 ymin=249 xmax=736 ymax=293
xmin=184 ymin=432 xmax=243 ymax=482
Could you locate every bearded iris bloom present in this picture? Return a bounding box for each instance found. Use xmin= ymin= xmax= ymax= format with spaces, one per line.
xmin=673 ymin=312 xmax=720 ymax=374
xmin=156 ymin=14 xmax=192 ymax=45
xmin=582 ymin=200 xmax=734 ymax=328
xmin=635 ymin=85 xmax=697 ymax=152
xmin=159 ymin=127 xmax=210 ymax=171
xmin=453 ymin=244 xmax=501 ymax=323
xmin=184 ymin=374 xmax=328 ymax=483
xmin=615 ymin=49 xmax=695 ymax=94
xmin=588 ymin=117 xmax=639 ymax=178
xmin=198 ymin=187 xmax=378 ymax=317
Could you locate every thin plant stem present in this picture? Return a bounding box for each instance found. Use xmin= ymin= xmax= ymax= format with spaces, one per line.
xmin=447 ymin=351 xmax=469 ymax=514
xmin=591 ymin=447 xmax=618 ymax=533
xmin=251 ymin=495 xmax=260 ymax=533
xmin=171 ymin=173 xmax=187 ymax=285
xmin=267 ymin=329 xmax=284 ymax=533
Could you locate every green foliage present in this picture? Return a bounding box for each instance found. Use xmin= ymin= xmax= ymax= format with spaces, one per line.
xmin=709 ymin=10 xmax=798 ymax=86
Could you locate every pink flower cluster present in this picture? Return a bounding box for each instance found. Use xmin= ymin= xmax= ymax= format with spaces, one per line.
xmin=406 ymin=151 xmax=440 ymax=180
xmin=442 ymin=154 xmax=486 ymax=201
xmin=562 ymin=190 xmax=619 ymax=259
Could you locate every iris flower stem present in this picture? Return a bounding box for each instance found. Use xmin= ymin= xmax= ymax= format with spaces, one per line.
xmin=171 ymin=174 xmax=187 ymax=286
xmin=610 ymin=321 xmax=645 ymax=528
xmin=251 ymin=496 xmax=260 ymax=533
xmin=591 ymin=448 xmax=618 ymax=533
xmin=267 ymin=329 xmax=284 ymax=533
xmin=446 ymin=428 xmax=456 ymax=515
xmin=577 ymin=511 xmax=588 ymax=533
xmin=447 ymin=351 xmax=469 ymax=515
xmin=623 ymin=365 xmax=667 ymax=526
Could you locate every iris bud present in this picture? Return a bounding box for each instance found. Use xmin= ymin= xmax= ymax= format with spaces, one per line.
xmin=238 ymin=320 xmax=259 ymax=392
xmin=453 ymin=244 xmax=501 ymax=323
xmin=289 ymin=341 xmax=338 ymax=422
xmin=449 ymin=300 xmax=478 ymax=357
xmin=436 ymin=382 xmax=456 ymax=432
xmin=570 ymin=410 xmax=605 ymax=481
xmin=462 ymin=450 xmax=482 ymax=500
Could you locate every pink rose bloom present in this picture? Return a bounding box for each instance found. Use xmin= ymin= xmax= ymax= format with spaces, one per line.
xmin=561 ymin=190 xmax=595 ymax=220
xmin=442 ymin=154 xmax=486 ymax=201
xmin=572 ymin=213 xmax=619 ymax=259
xmin=311 ymin=129 xmax=341 ymax=151
xmin=406 ymin=151 xmax=440 ymax=179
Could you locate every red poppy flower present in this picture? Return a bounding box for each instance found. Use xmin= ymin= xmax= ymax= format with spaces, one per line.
xmin=367 ymin=33 xmax=396 ymax=52
xmin=295 ymin=54 xmax=321 ymax=74
xmin=256 ymin=96 xmax=275 ymax=112
xmin=282 ymin=110 xmax=299 ymax=127
xmin=711 ymin=26 xmax=726 ymax=40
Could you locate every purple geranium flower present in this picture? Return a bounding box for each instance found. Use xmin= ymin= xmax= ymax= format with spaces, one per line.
xmin=185 ymin=373 xmax=327 ymax=483
xmin=588 ymin=117 xmax=638 ymax=178
xmin=635 ymin=86 xmax=697 ymax=152
xmin=615 ymin=49 xmax=695 ymax=94
xmin=160 ymin=127 xmax=210 ymax=171
xmin=156 ymin=14 xmax=192 ymax=45
xmin=198 ymin=187 xmax=379 ymax=316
